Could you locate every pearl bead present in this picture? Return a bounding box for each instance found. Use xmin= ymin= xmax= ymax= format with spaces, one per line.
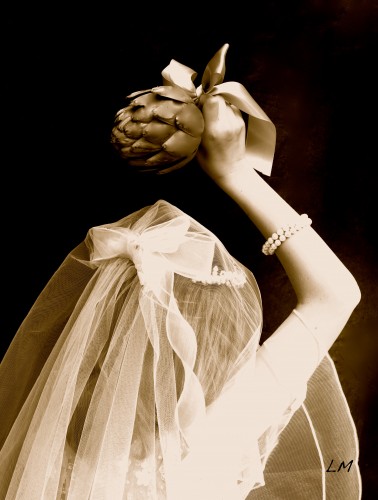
xmin=262 ymin=214 xmax=312 ymax=256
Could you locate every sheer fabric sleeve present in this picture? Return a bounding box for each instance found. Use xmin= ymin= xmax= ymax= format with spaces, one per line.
xmin=174 ymin=341 xmax=309 ymax=499
xmin=245 ymin=314 xmax=361 ymax=499
xmin=185 ymin=310 xmax=361 ymax=500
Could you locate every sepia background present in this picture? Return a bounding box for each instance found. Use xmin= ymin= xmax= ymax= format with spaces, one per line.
xmin=3 ymin=1 xmax=377 ymax=497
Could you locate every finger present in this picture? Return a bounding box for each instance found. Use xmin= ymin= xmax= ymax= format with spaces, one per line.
xmin=216 ymin=97 xmax=237 ymax=122
xmin=205 ymin=95 xmax=242 ymax=122
xmin=201 ymin=95 xmax=223 ymax=121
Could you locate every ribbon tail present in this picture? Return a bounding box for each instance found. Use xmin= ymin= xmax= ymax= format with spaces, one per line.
xmin=211 ymin=81 xmax=276 ymax=176
xmin=166 ymin=293 xmax=206 ymax=446
xmin=161 ymin=59 xmax=198 ymax=95
xmin=201 ymin=43 xmax=229 ymax=92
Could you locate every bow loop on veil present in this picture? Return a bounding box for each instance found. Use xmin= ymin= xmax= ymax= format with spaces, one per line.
xmin=89 ymin=227 xmax=143 ymax=274
xmin=89 ymin=215 xmax=215 ymax=300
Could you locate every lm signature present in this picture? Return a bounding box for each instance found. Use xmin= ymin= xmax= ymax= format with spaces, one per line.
xmin=326 ymin=460 xmax=353 ymax=472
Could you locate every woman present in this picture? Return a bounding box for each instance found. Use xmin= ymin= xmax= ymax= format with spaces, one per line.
xmin=0 ymin=95 xmax=361 ymax=499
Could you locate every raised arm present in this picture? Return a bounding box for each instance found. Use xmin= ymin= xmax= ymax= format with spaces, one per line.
xmin=197 ymin=95 xmax=361 ymax=383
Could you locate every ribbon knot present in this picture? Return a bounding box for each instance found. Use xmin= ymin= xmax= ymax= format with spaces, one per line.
xmin=109 ymin=228 xmax=140 ymax=260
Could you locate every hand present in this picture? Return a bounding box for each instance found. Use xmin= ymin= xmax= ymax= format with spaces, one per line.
xmin=196 ymin=95 xmax=248 ymax=184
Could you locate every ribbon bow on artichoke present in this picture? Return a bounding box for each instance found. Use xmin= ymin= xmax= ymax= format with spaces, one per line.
xmin=111 ymin=44 xmax=276 ymax=175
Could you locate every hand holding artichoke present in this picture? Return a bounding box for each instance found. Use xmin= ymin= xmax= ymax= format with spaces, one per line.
xmin=111 ymin=43 xmax=276 ymax=177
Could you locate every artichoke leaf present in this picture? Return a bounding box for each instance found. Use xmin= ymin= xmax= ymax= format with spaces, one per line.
xmin=127 ymin=89 xmax=152 ymax=99
xmin=110 ymin=131 xmax=134 ymax=147
xmin=129 ymin=92 xmax=159 ymax=108
xmin=145 ymin=150 xmax=179 ymax=166
xmin=163 ymin=130 xmax=201 ymax=157
xmin=132 ymin=105 xmax=155 ymax=123
xmin=175 ymin=103 xmax=204 ymax=137
xmin=131 ymin=137 xmax=162 ymax=153
xmin=118 ymin=146 xmax=146 ymax=159
xmin=122 ymin=120 xmax=146 ymax=139
xmin=143 ymin=121 xmax=176 ymax=144
xmin=152 ymin=85 xmax=195 ymax=104
xmin=153 ymin=99 xmax=184 ymax=125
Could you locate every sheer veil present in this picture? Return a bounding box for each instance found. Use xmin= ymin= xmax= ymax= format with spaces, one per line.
xmin=0 ymin=200 xmax=361 ymax=499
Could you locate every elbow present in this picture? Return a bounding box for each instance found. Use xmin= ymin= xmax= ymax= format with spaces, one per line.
xmin=326 ymin=271 xmax=361 ymax=319
xmin=338 ymin=272 xmax=361 ymax=309
xmin=348 ymin=276 xmax=362 ymax=309
xmin=295 ymin=270 xmax=361 ymax=353
xmin=300 ymin=269 xmax=361 ymax=321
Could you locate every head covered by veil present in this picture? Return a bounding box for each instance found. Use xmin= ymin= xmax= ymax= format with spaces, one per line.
xmin=0 ymin=199 xmax=360 ymax=499
xmin=0 ymin=199 xmax=263 ymax=498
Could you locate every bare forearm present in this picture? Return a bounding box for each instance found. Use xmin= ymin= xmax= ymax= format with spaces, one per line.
xmin=216 ymin=161 xmax=299 ymax=238
xmin=217 ymin=161 xmax=357 ymax=296
xmin=216 ymin=160 xmax=361 ymax=352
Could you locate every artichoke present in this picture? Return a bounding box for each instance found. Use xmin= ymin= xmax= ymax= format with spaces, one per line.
xmin=111 ymin=45 xmax=230 ymax=174
xmin=111 ymin=86 xmax=205 ymax=174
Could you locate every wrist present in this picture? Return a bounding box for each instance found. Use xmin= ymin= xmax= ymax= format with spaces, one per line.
xmin=214 ymin=159 xmax=259 ymax=194
xmin=212 ymin=161 xmax=301 ymax=238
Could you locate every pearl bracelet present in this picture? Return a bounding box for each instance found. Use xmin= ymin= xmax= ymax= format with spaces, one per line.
xmin=262 ymin=214 xmax=312 ymax=255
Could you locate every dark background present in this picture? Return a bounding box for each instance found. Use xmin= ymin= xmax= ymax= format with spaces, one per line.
xmin=3 ymin=1 xmax=377 ymax=497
